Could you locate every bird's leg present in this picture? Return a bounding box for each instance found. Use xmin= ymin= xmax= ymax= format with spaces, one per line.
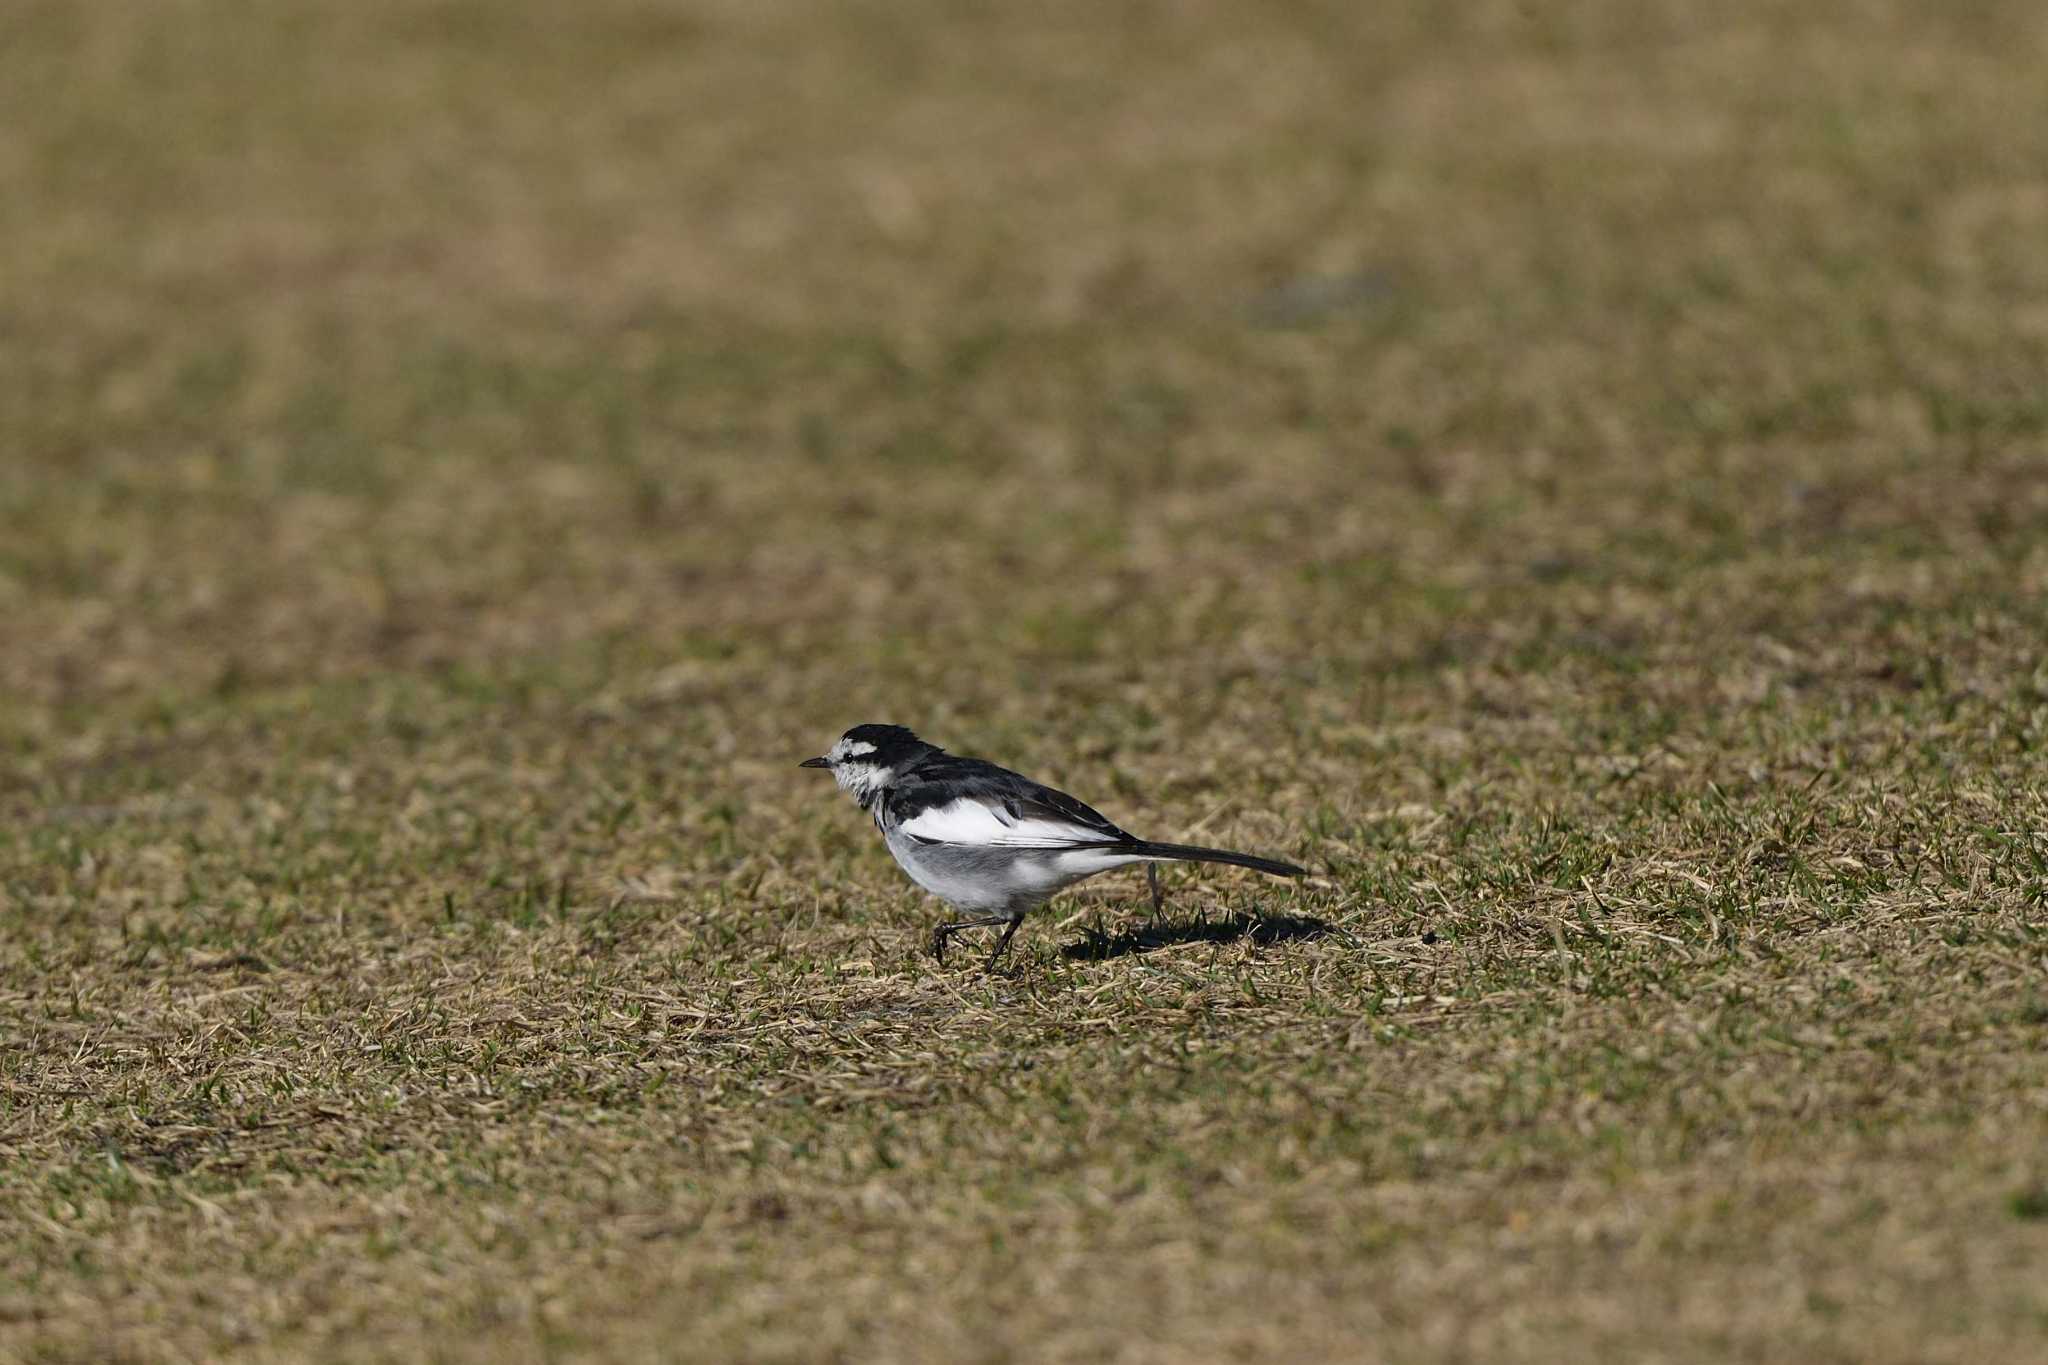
xmin=932 ymin=915 xmax=1011 ymax=965
xmin=1147 ymin=863 xmax=1164 ymax=917
xmin=983 ymin=913 xmax=1027 ymax=972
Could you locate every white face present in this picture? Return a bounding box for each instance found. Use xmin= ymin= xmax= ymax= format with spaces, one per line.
xmin=825 ymin=736 xmax=892 ymax=801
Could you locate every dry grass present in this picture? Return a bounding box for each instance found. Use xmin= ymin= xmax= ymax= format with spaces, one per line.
xmin=4 ymin=1 xmax=2048 ymax=1361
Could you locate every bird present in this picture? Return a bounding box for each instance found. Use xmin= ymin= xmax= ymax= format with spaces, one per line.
xmin=800 ymin=723 xmax=1306 ymax=968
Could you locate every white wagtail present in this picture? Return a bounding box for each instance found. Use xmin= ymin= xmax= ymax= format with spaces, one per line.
xmin=801 ymin=724 xmax=1306 ymax=967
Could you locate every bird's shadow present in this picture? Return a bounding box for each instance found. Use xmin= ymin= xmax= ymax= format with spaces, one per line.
xmin=1060 ymin=912 xmax=1332 ymax=962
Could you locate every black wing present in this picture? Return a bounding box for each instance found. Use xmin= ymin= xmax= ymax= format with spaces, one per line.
xmin=885 ymin=755 xmax=1138 ymax=847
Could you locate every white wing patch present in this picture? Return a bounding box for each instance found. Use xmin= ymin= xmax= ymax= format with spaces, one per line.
xmin=899 ymin=796 xmax=1111 ymax=849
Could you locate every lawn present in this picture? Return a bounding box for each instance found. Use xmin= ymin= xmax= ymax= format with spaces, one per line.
xmin=2 ymin=1 xmax=2046 ymax=1360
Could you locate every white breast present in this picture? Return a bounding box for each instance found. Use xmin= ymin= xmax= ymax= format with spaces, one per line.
xmin=882 ymin=824 xmax=1148 ymax=912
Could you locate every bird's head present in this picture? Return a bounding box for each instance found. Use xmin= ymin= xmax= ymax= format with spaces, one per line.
xmin=799 ymin=724 xmax=941 ymax=807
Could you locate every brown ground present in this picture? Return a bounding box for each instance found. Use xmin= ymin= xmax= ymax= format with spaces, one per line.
xmin=3 ymin=2 xmax=2046 ymax=1361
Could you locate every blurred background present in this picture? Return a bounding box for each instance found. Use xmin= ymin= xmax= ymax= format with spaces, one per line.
xmin=5 ymin=0 xmax=2042 ymax=753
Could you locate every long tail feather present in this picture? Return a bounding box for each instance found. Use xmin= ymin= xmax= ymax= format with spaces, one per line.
xmin=1125 ymin=841 xmax=1306 ymax=878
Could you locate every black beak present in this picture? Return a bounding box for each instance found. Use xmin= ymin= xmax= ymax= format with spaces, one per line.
xmin=799 ymin=756 xmax=831 ymax=769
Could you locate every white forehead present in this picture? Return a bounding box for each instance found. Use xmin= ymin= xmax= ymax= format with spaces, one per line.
xmin=831 ymin=737 xmax=878 ymax=760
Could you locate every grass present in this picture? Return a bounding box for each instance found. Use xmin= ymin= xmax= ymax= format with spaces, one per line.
xmin=3 ymin=0 xmax=2048 ymax=1360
